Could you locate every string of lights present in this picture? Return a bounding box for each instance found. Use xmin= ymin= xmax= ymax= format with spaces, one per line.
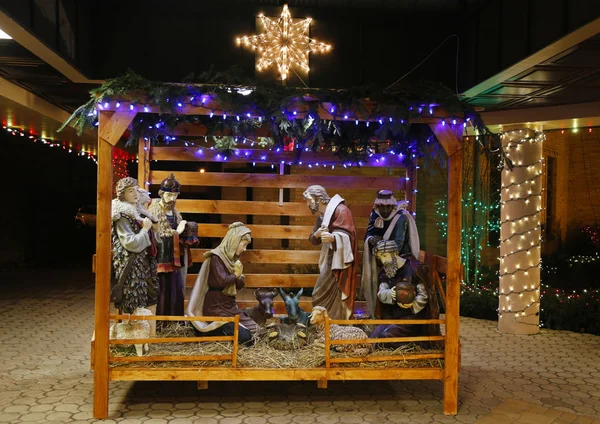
xmin=97 ymin=97 xmax=467 ymax=129
xmin=499 ymin=128 xmax=544 ymax=331
xmin=500 ymin=210 xmax=542 ymax=226
xmin=3 ymin=124 xmax=100 ymax=163
xmin=501 ymin=190 xmax=543 ymax=205
xmin=501 ymin=173 xmax=542 ymax=189
xmin=500 ymin=225 xmax=542 ymax=244
xmin=499 ymin=262 xmax=541 ymax=278
xmin=3 ymin=125 xmax=136 ymax=175
xmin=499 ymin=284 xmax=540 ymax=296
xmin=142 ymin=132 xmax=420 ymax=170
xmin=500 ymin=249 xmax=542 ymax=262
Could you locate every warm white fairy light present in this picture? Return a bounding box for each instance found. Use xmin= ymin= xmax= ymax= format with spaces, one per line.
xmin=498 ymin=129 xmax=544 ymax=334
xmin=236 ymin=4 xmax=332 ymax=81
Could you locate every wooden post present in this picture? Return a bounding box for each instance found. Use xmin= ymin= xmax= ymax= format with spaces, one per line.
xmin=93 ymin=112 xmax=113 ymax=419
xmin=232 ymin=315 xmax=239 ymax=368
xmin=137 ymin=136 xmax=146 ymax=188
xmin=93 ymin=109 xmax=136 ymax=419
xmin=324 ymin=314 xmax=331 ymax=369
xmin=444 ymin=147 xmax=462 ymax=415
xmin=429 ymin=123 xmax=462 ymax=416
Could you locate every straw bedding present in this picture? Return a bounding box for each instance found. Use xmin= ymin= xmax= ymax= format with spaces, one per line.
xmin=109 ymin=323 xmax=443 ymax=369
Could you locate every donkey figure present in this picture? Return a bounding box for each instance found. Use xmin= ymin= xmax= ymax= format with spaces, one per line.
xmin=279 ymin=288 xmax=311 ymax=327
xmin=243 ymin=288 xmax=278 ymax=326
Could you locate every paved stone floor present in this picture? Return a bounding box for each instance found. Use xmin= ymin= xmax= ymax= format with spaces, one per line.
xmin=1 ymin=269 xmax=600 ymax=424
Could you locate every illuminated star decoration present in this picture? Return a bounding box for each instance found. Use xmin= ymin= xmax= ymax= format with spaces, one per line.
xmin=236 ymin=4 xmax=332 ymax=82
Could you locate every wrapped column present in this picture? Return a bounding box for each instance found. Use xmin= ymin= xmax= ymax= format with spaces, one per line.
xmin=498 ymin=128 xmax=544 ymax=334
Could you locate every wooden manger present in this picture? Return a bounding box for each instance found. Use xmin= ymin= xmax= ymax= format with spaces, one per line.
xmin=92 ymin=99 xmax=463 ymax=418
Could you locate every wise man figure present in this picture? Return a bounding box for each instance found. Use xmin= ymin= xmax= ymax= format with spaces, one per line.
xmin=111 ymin=177 xmax=159 ymax=334
xmin=304 ymin=185 xmax=357 ymax=320
xmin=369 ymin=240 xmax=431 ymax=347
xmin=148 ymin=173 xmax=188 ymax=317
xmin=362 ymin=190 xmax=420 ymax=317
xmin=186 ymin=222 xmax=258 ymax=344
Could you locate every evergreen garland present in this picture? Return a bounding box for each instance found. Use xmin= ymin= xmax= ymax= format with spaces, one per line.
xmin=60 ymin=69 xmax=504 ymax=165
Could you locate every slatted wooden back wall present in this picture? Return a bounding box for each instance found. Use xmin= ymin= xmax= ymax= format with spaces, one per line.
xmin=148 ymin=146 xmax=412 ymax=297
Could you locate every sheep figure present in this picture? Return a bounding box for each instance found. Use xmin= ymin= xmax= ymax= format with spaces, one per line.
xmin=279 ymin=288 xmax=311 ymax=327
xmin=243 ymin=288 xmax=278 ymax=326
xmin=110 ymin=307 xmax=153 ymax=357
xmin=309 ymin=306 xmax=371 ymax=356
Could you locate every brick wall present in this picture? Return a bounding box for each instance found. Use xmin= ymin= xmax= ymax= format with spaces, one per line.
xmin=541 ymin=131 xmax=570 ymax=246
xmin=542 ymin=129 xmax=600 ymax=245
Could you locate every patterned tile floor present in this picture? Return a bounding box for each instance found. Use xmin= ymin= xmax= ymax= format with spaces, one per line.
xmin=1 ymin=269 xmax=599 ymax=423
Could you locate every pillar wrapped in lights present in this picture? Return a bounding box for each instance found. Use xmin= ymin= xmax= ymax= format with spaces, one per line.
xmin=498 ymin=128 xmax=544 ymax=334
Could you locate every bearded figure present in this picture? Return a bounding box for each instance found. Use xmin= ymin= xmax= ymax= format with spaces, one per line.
xmin=148 ymin=173 xmax=189 ymax=317
xmin=111 ymin=177 xmax=159 ymax=321
xmin=368 ymin=240 xmax=432 ymax=347
xmin=304 ymin=185 xmax=357 ymax=320
xmin=186 ymin=222 xmax=258 ymax=344
xmin=361 ymin=190 xmax=421 ymax=317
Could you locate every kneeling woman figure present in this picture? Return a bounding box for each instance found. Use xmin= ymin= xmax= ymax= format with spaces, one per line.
xmin=186 ymin=222 xmax=258 ymax=343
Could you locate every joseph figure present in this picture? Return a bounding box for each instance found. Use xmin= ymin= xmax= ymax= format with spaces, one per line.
xmin=304 ymin=185 xmax=357 ymax=320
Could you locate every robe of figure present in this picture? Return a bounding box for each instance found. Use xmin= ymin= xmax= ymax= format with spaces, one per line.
xmin=148 ymin=200 xmax=189 ymax=316
xmin=309 ymin=195 xmax=357 ymax=320
xmin=362 ymin=206 xmax=420 ymax=317
xmin=368 ymin=269 xmax=429 ymax=347
xmin=186 ymin=223 xmax=259 ymax=337
xmin=111 ymin=199 xmax=158 ymax=313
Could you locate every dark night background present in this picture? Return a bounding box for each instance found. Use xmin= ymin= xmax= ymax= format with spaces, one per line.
xmin=0 ymin=0 xmax=599 ymax=269
xmin=0 ymin=129 xmax=99 ymax=269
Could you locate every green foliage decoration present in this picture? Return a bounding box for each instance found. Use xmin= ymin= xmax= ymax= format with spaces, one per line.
xmin=60 ymin=69 xmax=504 ymax=164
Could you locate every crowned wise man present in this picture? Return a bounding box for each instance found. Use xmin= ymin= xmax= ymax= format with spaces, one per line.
xmin=361 ymin=190 xmax=420 ymax=317
xmin=148 ymin=173 xmax=188 ymax=317
xmin=304 ymin=185 xmax=357 ymax=320
xmin=368 ymin=240 xmax=431 ymax=347
xmin=111 ymin=177 xmax=159 ymax=334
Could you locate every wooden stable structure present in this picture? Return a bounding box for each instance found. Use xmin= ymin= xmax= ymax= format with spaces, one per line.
xmin=93 ymin=100 xmax=463 ymax=419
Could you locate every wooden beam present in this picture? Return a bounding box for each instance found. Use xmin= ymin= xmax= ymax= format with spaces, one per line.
xmin=151 ymin=170 xmax=406 ymax=190
xmin=429 ymin=124 xmax=462 ymax=157
xmin=0 ymin=10 xmax=103 ymax=84
xmin=192 ymin=223 xmax=366 ymax=240
xmin=99 ymin=98 xmax=458 ymax=124
xmin=93 ymin=116 xmax=113 ymax=419
xmin=110 ymin=355 xmax=232 ymax=363
xmin=109 ymin=367 xmax=444 ymax=381
xmin=481 ymin=101 xmax=600 ymax=129
xmin=190 ymin=249 xmax=363 ymax=265
xmin=186 ymin=273 xmax=319 ymax=288
xmin=151 ymin=146 xmax=407 ymax=168
xmin=330 ymin=353 xmax=444 ymax=363
xmin=443 ymin=148 xmax=463 ymax=415
xmin=176 ymin=199 xmax=375 ymax=217
xmin=191 ymin=249 xmax=320 ymax=264
xmin=418 ymin=251 xmax=448 ymax=275
xmin=137 ymin=137 xmax=146 ymax=187
xmin=99 ymin=110 xmax=137 ymax=146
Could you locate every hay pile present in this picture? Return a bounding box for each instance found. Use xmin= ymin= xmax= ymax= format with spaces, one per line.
xmin=109 ymin=323 xmax=443 ymax=369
